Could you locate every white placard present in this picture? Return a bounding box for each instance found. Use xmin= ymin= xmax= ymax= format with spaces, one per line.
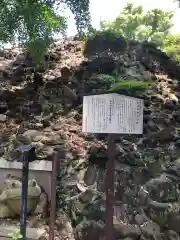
xmin=82 ymin=93 xmax=143 ymax=134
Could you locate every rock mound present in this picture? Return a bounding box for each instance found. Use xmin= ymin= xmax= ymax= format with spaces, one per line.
xmin=1 ymin=35 xmax=180 ymax=239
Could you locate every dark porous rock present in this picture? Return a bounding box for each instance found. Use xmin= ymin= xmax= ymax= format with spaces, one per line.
xmin=144 ymin=109 xmax=152 ymax=115
xmin=83 ymin=33 xmax=127 ymax=57
xmin=131 ymin=167 xmax=150 ymax=185
xmin=48 ymin=51 xmax=60 ymax=61
xmin=175 ymin=139 xmax=180 ymax=147
xmin=172 ymin=111 xmax=180 ymax=122
xmin=164 ymin=160 xmax=180 ymax=180
xmin=62 ymin=85 xmax=78 ymax=102
xmin=164 ymin=99 xmax=177 ymax=110
xmin=85 ymin=56 xmax=116 ymax=75
xmin=61 ymin=66 xmax=72 ymax=79
xmin=41 ymin=119 xmax=51 ymax=128
xmin=143 ymin=114 xmax=151 ymax=123
xmin=147 ymin=120 xmax=158 ymax=131
xmin=10 ymin=148 xmax=21 ymax=161
xmin=75 ymin=220 xmax=104 ymax=240
xmin=144 ymin=99 xmax=151 ymax=107
xmin=12 ymin=65 xmax=25 ymax=77
xmin=88 ymin=146 xmax=107 ymax=168
xmin=0 ymin=101 xmax=8 ymax=114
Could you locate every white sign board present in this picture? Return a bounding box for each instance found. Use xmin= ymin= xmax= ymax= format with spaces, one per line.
xmin=82 ymin=93 xmax=143 ymax=134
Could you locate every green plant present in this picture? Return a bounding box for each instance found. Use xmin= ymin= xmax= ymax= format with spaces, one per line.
xmin=100 ymin=2 xmax=173 ymax=45
xmin=143 ymin=155 xmax=155 ymax=164
xmin=109 ymin=80 xmax=150 ymax=97
xmin=0 ymin=0 xmax=90 ymax=64
xmin=162 ymin=33 xmax=180 ymax=62
xmin=8 ymin=229 xmax=22 ymax=240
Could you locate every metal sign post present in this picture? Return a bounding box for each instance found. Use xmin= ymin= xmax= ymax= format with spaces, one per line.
xmin=18 ymin=145 xmax=36 ymax=240
xmin=82 ymin=93 xmax=143 ymax=240
xmin=105 ymin=134 xmax=116 ymax=240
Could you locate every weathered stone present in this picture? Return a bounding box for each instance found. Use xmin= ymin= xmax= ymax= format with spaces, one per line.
xmin=166 ymin=206 xmax=180 ymax=234
xmin=132 ymin=168 xmax=150 ymax=184
xmin=113 ymin=220 xmax=141 ymax=238
xmin=51 ymin=123 xmax=62 ymax=131
xmin=164 ymin=230 xmax=180 ymax=240
xmin=147 ymin=202 xmax=170 ymax=227
xmin=147 ymin=120 xmax=158 ymax=131
xmin=17 ymin=130 xmax=41 ymax=144
xmin=33 ymin=123 xmax=44 ymax=130
xmin=145 ymin=161 xmax=162 ymax=178
xmin=140 ymin=221 xmax=163 ymax=240
xmin=83 ymin=165 xmax=97 ymax=186
xmin=0 ymin=114 xmax=6 ymax=122
xmin=134 ymin=213 xmax=148 ymax=225
xmin=41 ymin=134 xmax=63 ymax=145
xmin=36 ymin=146 xmax=54 ymax=160
xmin=75 ymin=220 xmax=104 ymax=240
xmin=145 ymin=126 xmax=175 ymax=142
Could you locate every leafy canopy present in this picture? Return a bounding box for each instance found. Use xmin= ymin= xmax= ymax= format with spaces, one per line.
xmin=163 ymin=33 xmax=180 ymax=62
xmin=0 ymin=0 xmax=90 ymax=62
xmin=100 ymin=2 xmax=173 ymax=45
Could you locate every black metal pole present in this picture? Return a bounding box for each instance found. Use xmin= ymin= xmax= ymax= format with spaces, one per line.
xmin=20 ymin=152 xmax=29 ymax=240
xmin=105 ymin=134 xmax=116 ymax=240
xmin=18 ymin=146 xmax=36 ymax=240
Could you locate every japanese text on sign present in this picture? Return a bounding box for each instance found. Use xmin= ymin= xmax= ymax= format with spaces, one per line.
xmin=82 ymin=93 xmax=143 ymax=134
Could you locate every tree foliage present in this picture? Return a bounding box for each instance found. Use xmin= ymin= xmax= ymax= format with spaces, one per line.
xmin=60 ymin=0 xmax=90 ymax=34
xmin=0 ymin=0 xmax=90 ymax=62
xmin=100 ymin=2 xmax=173 ymax=45
xmin=163 ymin=34 xmax=180 ymax=62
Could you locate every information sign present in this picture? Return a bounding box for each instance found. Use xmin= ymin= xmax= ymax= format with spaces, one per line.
xmin=82 ymin=93 xmax=143 ymax=134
